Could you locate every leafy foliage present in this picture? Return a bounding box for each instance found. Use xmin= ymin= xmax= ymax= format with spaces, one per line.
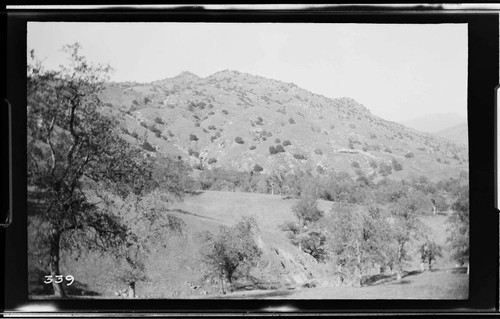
xmin=200 ymin=216 xmax=262 ymax=294
xmin=446 ymin=187 xmax=469 ymax=265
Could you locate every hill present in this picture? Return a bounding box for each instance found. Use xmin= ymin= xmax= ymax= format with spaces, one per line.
xmin=400 ymin=113 xmax=466 ymax=134
xmin=99 ymin=70 xmax=468 ymax=182
xmin=434 ymin=122 xmax=468 ymax=146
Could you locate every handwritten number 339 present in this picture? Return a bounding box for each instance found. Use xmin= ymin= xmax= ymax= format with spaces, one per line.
xmin=44 ymin=275 xmax=74 ymax=286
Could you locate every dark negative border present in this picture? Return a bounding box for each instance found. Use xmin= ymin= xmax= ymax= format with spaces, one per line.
xmin=3 ymin=8 xmax=498 ymax=315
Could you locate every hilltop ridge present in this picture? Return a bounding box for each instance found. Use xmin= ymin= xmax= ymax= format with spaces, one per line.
xmin=100 ymin=69 xmax=467 ymax=181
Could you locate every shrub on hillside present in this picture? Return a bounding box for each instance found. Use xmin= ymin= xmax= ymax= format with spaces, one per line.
xmin=282 ymin=140 xmax=291 ymax=146
xmin=249 ymin=145 xmax=256 ymax=151
xmin=222 ymin=109 xmax=229 ymax=115
xmin=391 ymin=158 xmax=403 ymax=171
xmin=275 ymin=138 xmax=281 ymax=144
xmin=351 ymin=161 xmax=360 ymax=169
xmin=141 ymin=141 xmax=156 ymax=152
xmin=314 ymin=148 xmax=322 ymax=155
xmin=288 ymin=117 xmax=295 ymax=124
xmin=235 ymin=136 xmax=244 ymax=144
xmin=208 ymin=157 xmax=217 ymax=164
xmin=253 ymin=164 xmax=264 ymax=173
xmin=293 ymin=154 xmax=307 ymax=160
xmin=189 ymin=134 xmax=199 ymax=142
xmin=379 ymin=162 xmax=393 ymax=176
xmin=154 ymin=117 xmax=165 ymax=125
xmin=383 ymin=147 xmax=392 ymax=153
xmin=405 ymin=152 xmax=415 ymax=158
xmin=140 ymin=121 xmax=148 ymax=128
xmin=208 ymin=125 xmax=216 ymax=130
xmin=188 ymin=148 xmax=200 ymax=158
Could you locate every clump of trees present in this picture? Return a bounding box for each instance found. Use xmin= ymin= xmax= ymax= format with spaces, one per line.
xmin=281 ymin=197 xmax=326 ymax=261
xmin=269 ymin=145 xmax=285 ymax=155
xmin=200 ymin=216 xmax=262 ymax=294
xmin=446 ymin=186 xmax=469 ymax=273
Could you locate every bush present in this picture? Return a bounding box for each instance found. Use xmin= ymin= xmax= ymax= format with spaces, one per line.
xmin=154 ymin=117 xmax=165 ymax=125
xmin=249 ymin=145 xmax=256 ymax=151
xmin=194 ymin=122 xmax=200 ymax=127
xmin=383 ymin=147 xmax=392 ymax=153
xmin=282 ymin=140 xmax=291 ymax=146
xmin=189 ymin=134 xmax=199 ymax=142
xmin=235 ymin=136 xmax=244 ymax=144
xmin=369 ymin=159 xmax=378 ymax=169
xmin=140 ymin=122 xmax=148 ymax=128
xmin=370 ymin=133 xmax=377 ymax=139
xmin=131 ymin=131 xmax=139 ymax=139
xmin=292 ymin=197 xmax=324 ymax=228
xmin=141 ymin=141 xmax=156 ymax=152
xmin=256 ymin=116 xmax=264 ymax=125
xmin=314 ymin=148 xmax=322 ymax=155
xmin=222 ymin=109 xmax=229 ymax=115
xmin=200 ymin=217 xmax=262 ymax=294
xmin=351 ymin=161 xmax=360 ymax=169
xmin=208 ymin=157 xmax=217 ymax=164
xmin=379 ymin=162 xmax=392 ymax=176
xmin=188 ymin=148 xmax=200 ymax=157
xmin=288 ymin=117 xmax=295 ymax=124
xmin=208 ymin=125 xmax=216 ymax=130
xmin=253 ymin=164 xmax=264 ymax=173
xmin=405 ymin=152 xmax=415 ymax=158
xmin=275 ymin=138 xmax=281 ymax=144
xmin=391 ymin=158 xmax=403 ymax=171
xmin=293 ymin=154 xmax=307 ymax=160
xmin=269 ymin=145 xmax=285 ymax=155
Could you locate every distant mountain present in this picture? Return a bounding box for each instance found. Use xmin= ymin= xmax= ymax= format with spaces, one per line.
xmin=99 ymin=70 xmax=468 ymax=182
xmin=400 ymin=113 xmax=467 ymax=134
xmin=434 ymin=122 xmax=468 ymax=146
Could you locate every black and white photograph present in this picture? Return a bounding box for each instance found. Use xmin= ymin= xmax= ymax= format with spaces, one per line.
xmin=26 ymin=22 xmax=469 ymax=300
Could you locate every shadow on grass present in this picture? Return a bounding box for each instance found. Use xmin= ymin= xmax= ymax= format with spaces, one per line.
xmin=166 ymin=208 xmax=222 ymax=222
xmin=187 ymin=190 xmax=204 ymax=196
xmin=362 ymin=269 xmax=423 ymax=287
xmin=232 ymin=276 xmax=284 ymax=292
xmin=391 ymin=279 xmax=412 ymax=285
xmin=450 ymin=267 xmax=468 ymax=274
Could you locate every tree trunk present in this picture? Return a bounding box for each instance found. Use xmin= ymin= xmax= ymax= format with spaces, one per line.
xmin=49 ymin=231 xmax=67 ymax=298
xmin=128 ymin=281 xmax=136 ymax=298
xmin=396 ymin=271 xmax=402 ymax=281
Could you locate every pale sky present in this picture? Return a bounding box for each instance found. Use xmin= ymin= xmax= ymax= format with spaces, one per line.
xmin=27 ymin=22 xmax=467 ymax=123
